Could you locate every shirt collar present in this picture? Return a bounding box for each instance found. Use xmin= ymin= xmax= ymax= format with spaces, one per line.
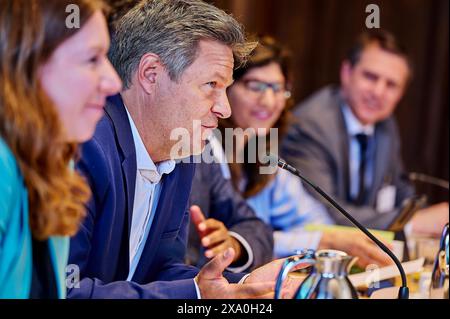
xmin=341 ymin=103 xmax=375 ymax=136
xmin=124 ymin=105 xmax=176 ymax=183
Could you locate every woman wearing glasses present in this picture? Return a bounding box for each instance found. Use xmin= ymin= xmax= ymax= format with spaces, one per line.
xmin=216 ymin=36 xmax=392 ymax=268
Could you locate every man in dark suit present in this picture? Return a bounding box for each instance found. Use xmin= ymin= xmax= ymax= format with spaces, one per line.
xmin=282 ymin=30 xmax=448 ymax=233
xmin=187 ymin=160 xmax=274 ymax=272
xmin=69 ymin=94 xmax=207 ymax=298
xmin=68 ymin=0 xmax=291 ymax=299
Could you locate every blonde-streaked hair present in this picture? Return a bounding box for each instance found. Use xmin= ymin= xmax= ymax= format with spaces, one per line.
xmin=0 ymin=0 xmax=106 ymax=240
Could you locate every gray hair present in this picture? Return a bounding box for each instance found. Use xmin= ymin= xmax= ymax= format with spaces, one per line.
xmin=109 ymin=0 xmax=256 ymax=89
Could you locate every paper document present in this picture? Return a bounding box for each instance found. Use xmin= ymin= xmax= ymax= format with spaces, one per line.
xmin=349 ymin=258 xmax=425 ymax=288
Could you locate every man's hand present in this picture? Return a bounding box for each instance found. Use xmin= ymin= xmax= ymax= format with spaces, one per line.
xmin=318 ymin=230 xmax=393 ymax=269
xmin=190 ymin=205 xmax=242 ymax=262
xmin=244 ymin=258 xmax=308 ymax=299
xmin=196 ymin=248 xmax=274 ymax=299
xmin=198 ymin=249 xmax=308 ymax=299
xmin=411 ymin=202 xmax=449 ymax=237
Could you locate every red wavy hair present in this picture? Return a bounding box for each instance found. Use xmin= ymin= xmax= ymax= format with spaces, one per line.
xmin=0 ymin=0 xmax=106 ymax=239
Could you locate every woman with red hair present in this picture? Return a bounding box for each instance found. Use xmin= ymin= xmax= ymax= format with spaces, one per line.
xmin=0 ymin=0 xmax=121 ymax=298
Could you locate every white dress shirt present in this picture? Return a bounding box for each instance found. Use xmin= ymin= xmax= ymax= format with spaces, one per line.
xmin=124 ymin=107 xmax=176 ymax=281
xmin=341 ymin=104 xmax=375 ymax=200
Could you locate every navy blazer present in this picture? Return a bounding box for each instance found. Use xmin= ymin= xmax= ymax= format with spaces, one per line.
xmin=68 ymin=95 xmax=243 ymax=299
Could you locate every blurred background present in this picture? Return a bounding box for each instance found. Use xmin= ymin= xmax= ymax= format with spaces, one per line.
xmin=207 ymin=0 xmax=449 ymax=204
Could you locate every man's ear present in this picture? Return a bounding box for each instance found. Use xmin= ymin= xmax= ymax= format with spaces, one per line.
xmin=137 ymin=53 xmax=163 ymax=95
xmin=340 ymin=60 xmax=353 ymax=86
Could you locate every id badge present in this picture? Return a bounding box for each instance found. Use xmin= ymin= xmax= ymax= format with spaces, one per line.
xmin=376 ymin=185 xmax=396 ymax=214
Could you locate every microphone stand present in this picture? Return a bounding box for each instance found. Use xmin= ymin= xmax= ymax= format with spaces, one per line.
xmin=276 ymin=157 xmax=410 ymax=299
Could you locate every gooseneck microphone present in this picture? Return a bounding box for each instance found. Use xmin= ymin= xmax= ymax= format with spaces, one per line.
xmin=270 ymin=155 xmax=409 ymax=299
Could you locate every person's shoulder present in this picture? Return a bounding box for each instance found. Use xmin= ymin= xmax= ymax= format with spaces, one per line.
xmin=293 ymin=85 xmax=340 ymax=117
xmin=89 ymin=114 xmax=116 ymax=147
xmin=275 ymin=167 xmax=295 ymax=181
xmin=288 ymin=85 xmax=342 ymax=138
xmin=83 ymin=97 xmax=133 ymax=162
xmin=375 ymin=115 xmax=402 ymax=150
xmin=0 ymin=138 xmax=24 ymax=228
xmin=378 ymin=115 xmax=399 ymax=133
xmin=76 ymin=118 xmax=118 ymax=196
xmin=79 ymin=111 xmax=119 ymax=166
xmin=0 ymin=138 xmax=21 ymax=185
xmin=274 ymin=168 xmax=301 ymax=190
xmin=174 ymin=159 xmax=197 ymax=182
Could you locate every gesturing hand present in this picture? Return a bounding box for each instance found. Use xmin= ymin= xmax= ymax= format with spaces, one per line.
xmin=196 ymin=248 xmax=274 ymax=299
xmin=190 ymin=205 xmax=242 ymax=262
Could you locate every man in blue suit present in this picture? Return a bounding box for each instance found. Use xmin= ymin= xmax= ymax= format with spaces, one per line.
xmin=68 ymin=0 xmax=290 ymax=299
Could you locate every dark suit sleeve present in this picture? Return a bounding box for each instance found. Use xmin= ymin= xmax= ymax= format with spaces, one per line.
xmin=68 ymin=277 xmax=197 ymax=299
xmin=69 ymin=138 xmax=107 ymax=286
xmin=208 ymin=163 xmax=274 ymax=270
xmin=68 ymin=138 xmax=199 ymax=299
xmin=282 ymin=120 xmax=401 ymax=230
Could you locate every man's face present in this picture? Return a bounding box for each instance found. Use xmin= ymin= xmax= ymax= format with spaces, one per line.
xmin=340 ymin=44 xmax=410 ymax=125
xmin=154 ymin=40 xmax=234 ymax=158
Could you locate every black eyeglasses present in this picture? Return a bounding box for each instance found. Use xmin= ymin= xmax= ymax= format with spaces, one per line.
xmin=241 ymin=79 xmax=292 ymax=99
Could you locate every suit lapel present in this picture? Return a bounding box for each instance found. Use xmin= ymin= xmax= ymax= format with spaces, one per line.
xmin=122 ymin=157 xmax=137 ymax=236
xmin=333 ymin=90 xmax=352 ymax=201
xmin=105 ymin=94 xmax=137 ymax=236
xmin=370 ymin=123 xmax=391 ymax=204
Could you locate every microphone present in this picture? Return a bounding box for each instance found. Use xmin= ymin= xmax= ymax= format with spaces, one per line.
xmin=267 ymin=154 xmax=410 ymax=299
xmin=408 ymin=172 xmax=449 ymax=190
